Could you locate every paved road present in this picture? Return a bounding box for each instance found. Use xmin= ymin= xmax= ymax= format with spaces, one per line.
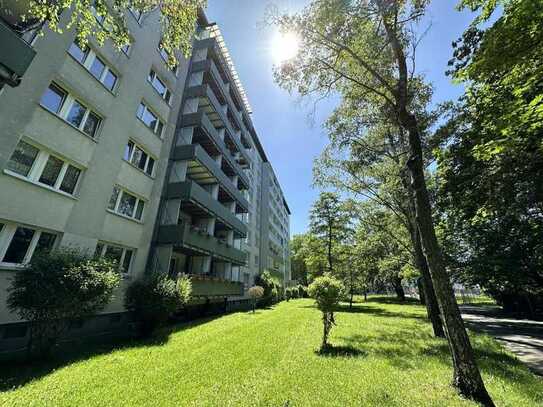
xmin=461 ymin=305 xmax=543 ymax=376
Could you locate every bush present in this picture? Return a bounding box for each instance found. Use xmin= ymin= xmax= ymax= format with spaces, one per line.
xmin=285 ymin=287 xmax=292 ymax=301
xmin=7 ymin=250 xmax=120 ymax=356
xmin=308 ymin=275 xmax=344 ymax=349
xmin=255 ymin=270 xmax=282 ymax=307
xmin=248 ymin=286 xmax=264 ymax=312
xmin=298 ymin=285 xmax=308 ymax=298
xmin=125 ymin=273 xmax=192 ymax=336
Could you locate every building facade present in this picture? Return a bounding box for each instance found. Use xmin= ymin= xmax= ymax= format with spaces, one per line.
xmin=0 ymin=9 xmax=290 ymax=349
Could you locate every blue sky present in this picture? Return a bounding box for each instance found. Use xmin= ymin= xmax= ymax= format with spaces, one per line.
xmin=205 ymin=0 xmax=476 ymax=236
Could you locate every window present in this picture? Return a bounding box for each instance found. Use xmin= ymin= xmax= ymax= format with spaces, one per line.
xmin=68 ymin=42 xmax=118 ymax=91
xmin=94 ymin=242 xmax=135 ymax=274
xmin=91 ymin=5 xmax=105 ymax=24
xmin=40 ymin=83 xmax=66 ymax=114
xmin=5 ymin=140 xmax=83 ymax=196
xmin=129 ymin=7 xmax=142 ymax=22
xmin=158 ymin=43 xmax=179 ymax=76
xmin=148 ymin=70 xmax=172 ymax=103
xmin=121 ymin=43 xmax=131 ymax=56
xmin=0 ymin=223 xmax=57 ymax=266
xmin=136 ymin=102 xmax=164 ymax=137
xmin=108 ymin=186 xmax=145 ymax=221
xmin=123 ymin=140 xmax=156 ymax=176
xmin=40 ymin=83 xmax=102 ymax=138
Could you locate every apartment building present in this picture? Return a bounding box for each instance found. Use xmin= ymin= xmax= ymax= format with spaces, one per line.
xmin=0 ymin=9 xmax=290 ymax=350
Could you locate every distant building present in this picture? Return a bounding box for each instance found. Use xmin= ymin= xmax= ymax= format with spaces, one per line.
xmin=0 ymin=9 xmax=290 ymax=353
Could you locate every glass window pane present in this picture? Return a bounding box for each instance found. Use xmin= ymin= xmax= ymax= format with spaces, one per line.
xmin=35 ymin=232 xmax=56 ymax=253
xmin=146 ymin=157 xmax=155 ymax=176
xmin=148 ymin=70 xmax=155 ymax=82
xmin=105 ymin=245 xmax=123 ymax=265
xmin=165 ymin=90 xmax=172 ymax=104
xmin=135 ymin=200 xmax=144 ymax=220
xmin=108 ymin=186 xmax=120 ymax=210
xmin=137 ymin=102 xmax=145 ymax=119
xmin=2 ymin=227 xmax=35 ymax=264
xmin=124 ymin=141 xmax=134 ymax=161
xmin=40 ymin=84 xmax=66 ymax=113
xmin=66 ymin=100 xmax=87 ymax=128
xmin=38 ymin=155 xmax=64 ymax=187
xmin=137 ymin=149 xmax=147 ymax=171
xmin=156 ymin=120 xmax=164 ymax=137
xmin=7 ymin=141 xmax=39 ymax=177
xmin=118 ymin=191 xmax=136 ymax=217
xmin=103 ymin=70 xmax=117 ymax=91
xmin=121 ymin=43 xmax=131 ymax=55
xmin=122 ymin=249 xmax=133 ymax=273
xmin=89 ymin=56 xmax=106 ymax=80
xmin=83 ymin=111 xmax=101 ymax=138
xmin=68 ymin=41 xmax=88 ymax=63
xmin=142 ymin=108 xmax=157 ymax=130
xmin=59 ymin=165 xmax=81 ymax=194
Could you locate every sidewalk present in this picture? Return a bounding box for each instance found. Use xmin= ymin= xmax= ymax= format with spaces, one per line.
xmin=461 ymin=305 xmax=543 ymax=376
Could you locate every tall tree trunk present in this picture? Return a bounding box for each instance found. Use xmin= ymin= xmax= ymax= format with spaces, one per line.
xmin=378 ymin=6 xmax=494 ymax=404
xmin=417 ymin=277 xmax=426 ymax=304
xmin=327 ymin=223 xmax=333 ymax=273
xmin=392 ymin=277 xmax=405 ymax=301
xmin=402 ymin=110 xmax=494 ymax=406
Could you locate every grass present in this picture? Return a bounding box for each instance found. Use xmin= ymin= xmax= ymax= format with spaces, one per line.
xmin=1 ymin=297 xmax=541 ymax=406
xmin=456 ymin=294 xmax=497 ymax=306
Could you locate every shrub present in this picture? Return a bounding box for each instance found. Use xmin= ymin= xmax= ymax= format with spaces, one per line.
xmin=291 ymin=287 xmax=299 ymax=299
xmin=298 ymin=285 xmax=308 ymax=298
xmin=285 ymin=287 xmax=292 ymax=301
xmin=308 ymin=275 xmax=344 ymax=350
xmin=255 ymin=270 xmax=282 ymax=307
xmin=7 ymin=250 xmax=120 ymax=357
xmin=125 ymin=273 xmax=192 ymax=336
xmin=248 ymin=286 xmax=264 ymax=312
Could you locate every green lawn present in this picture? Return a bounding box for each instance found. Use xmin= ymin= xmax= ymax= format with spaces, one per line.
xmin=1 ymin=297 xmax=541 ymax=406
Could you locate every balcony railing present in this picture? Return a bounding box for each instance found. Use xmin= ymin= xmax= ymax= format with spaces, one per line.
xmin=190 ymin=275 xmax=244 ymax=297
xmin=158 ymin=223 xmax=247 ymax=266
xmin=166 ymin=179 xmax=247 ymax=237
xmin=0 ymin=19 xmax=36 ymax=87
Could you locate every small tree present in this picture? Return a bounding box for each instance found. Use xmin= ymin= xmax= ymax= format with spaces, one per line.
xmin=248 ymin=286 xmax=264 ymax=313
xmin=7 ymin=250 xmax=120 ymax=357
xmin=308 ymin=275 xmax=344 ymax=350
xmin=255 ymin=270 xmax=282 ymax=307
xmin=125 ymin=273 xmax=192 ymax=336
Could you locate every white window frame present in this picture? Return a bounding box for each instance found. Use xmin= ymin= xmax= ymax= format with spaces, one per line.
xmin=107 ymin=185 xmax=146 ymax=221
xmin=5 ymin=139 xmax=83 ymax=197
xmin=148 ymin=69 xmax=172 ymax=104
xmin=94 ymin=241 xmax=135 ymax=274
xmin=124 ymin=139 xmax=156 ymax=177
xmin=41 ymin=83 xmax=103 ymax=139
xmin=136 ymin=101 xmax=164 ymax=138
xmin=0 ymin=222 xmax=58 ymax=268
xmin=68 ymin=43 xmax=119 ymax=92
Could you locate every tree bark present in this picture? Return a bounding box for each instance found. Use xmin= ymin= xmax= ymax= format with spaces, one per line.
xmin=392 ymin=277 xmax=405 ymax=301
xmin=417 ymin=277 xmax=426 ymax=304
xmin=327 ymin=223 xmax=333 ymax=273
xmin=402 ymin=110 xmax=494 ymax=406
xmin=378 ymin=5 xmax=494 ymax=404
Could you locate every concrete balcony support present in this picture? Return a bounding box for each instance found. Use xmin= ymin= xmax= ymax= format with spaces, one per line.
xmin=183 ymin=97 xmax=199 ymax=114
xmin=176 ymin=127 xmax=194 ymax=146
xmin=189 ymin=71 xmax=204 ymax=87
xmin=154 ymin=245 xmax=174 ymax=275
xmin=161 ymin=198 xmax=181 ymax=226
xmin=192 ymin=47 xmax=208 ymax=63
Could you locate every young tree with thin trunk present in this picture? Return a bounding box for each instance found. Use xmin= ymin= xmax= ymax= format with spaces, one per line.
xmin=271 ymin=1 xmax=493 ymax=404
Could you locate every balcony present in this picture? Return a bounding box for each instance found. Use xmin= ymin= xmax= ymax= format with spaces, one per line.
xmin=190 ymin=275 xmax=244 ymax=297
xmin=166 ymin=179 xmax=247 ymax=237
xmin=0 ymin=19 xmax=36 ymax=87
xmin=182 ymin=111 xmax=250 ymax=189
xmin=185 ymin=84 xmax=251 ymax=168
xmin=171 ymin=144 xmax=249 ymax=213
xmin=158 ymin=223 xmax=247 ymax=266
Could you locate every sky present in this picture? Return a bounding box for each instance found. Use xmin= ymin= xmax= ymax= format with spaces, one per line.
xmin=205 ymin=0 xmax=477 ymax=236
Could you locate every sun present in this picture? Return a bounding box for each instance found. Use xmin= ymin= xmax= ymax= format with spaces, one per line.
xmin=271 ymin=31 xmax=300 ymax=63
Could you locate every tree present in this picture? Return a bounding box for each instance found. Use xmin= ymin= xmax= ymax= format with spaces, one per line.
xmin=308 ymin=275 xmax=344 ymax=350
xmin=271 ymin=1 xmax=493 ymax=404
xmin=309 ymin=192 xmax=352 ymax=274
xmin=435 ymin=0 xmax=543 ymax=316
xmin=5 ymin=0 xmax=205 ymax=67
xmin=290 ymin=234 xmax=310 ymax=285
xmin=7 ymin=250 xmax=120 ymax=356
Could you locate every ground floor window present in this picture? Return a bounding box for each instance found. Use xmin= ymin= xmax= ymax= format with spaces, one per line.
xmin=0 ymin=222 xmax=58 ymax=267
xmin=94 ymin=241 xmax=135 ymax=274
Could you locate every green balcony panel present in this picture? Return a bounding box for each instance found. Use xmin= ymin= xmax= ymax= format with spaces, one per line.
xmin=158 ymin=224 xmax=247 ymax=266
xmin=166 ymin=179 xmax=247 ymax=237
xmin=0 ymin=19 xmax=36 ymax=80
xmin=190 ymin=276 xmax=244 ymax=297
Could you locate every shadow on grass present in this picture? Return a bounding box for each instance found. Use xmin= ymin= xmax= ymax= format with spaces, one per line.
xmin=315 ymin=344 xmax=367 ymax=358
xmin=0 ymin=315 xmax=220 ymax=392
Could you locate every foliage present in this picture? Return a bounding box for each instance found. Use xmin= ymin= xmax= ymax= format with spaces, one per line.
xmin=7 ymin=249 xmax=120 ymax=356
xmin=297 ymin=285 xmax=308 ymax=298
xmin=437 ymin=0 xmax=543 ymax=316
xmin=308 ymin=275 xmax=344 ymax=349
xmin=11 ymin=0 xmax=205 ymax=67
xmin=125 ymin=273 xmax=191 ymax=335
xmin=248 ymin=285 xmax=264 ymax=313
xmin=254 ymin=270 xmax=282 ymax=307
